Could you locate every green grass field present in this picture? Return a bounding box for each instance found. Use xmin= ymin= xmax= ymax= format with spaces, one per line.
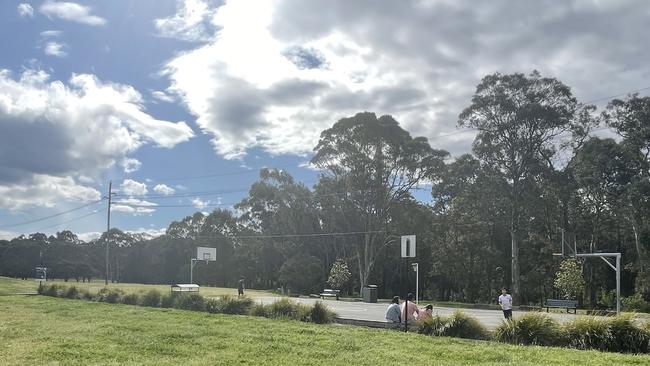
xmin=1 ymin=274 xmax=649 ymax=366
xmin=0 ymin=276 xmax=274 ymax=298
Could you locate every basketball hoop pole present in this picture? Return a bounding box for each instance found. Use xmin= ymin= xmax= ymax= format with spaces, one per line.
xmin=190 ymin=258 xmax=197 ymax=284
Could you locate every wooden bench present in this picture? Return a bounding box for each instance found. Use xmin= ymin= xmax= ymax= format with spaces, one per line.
xmin=544 ymin=299 xmax=578 ymax=314
xmin=320 ymin=289 xmax=340 ymax=300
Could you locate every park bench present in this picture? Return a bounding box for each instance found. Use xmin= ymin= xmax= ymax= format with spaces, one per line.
xmin=544 ymin=299 xmax=578 ymax=314
xmin=320 ymin=289 xmax=340 ymax=300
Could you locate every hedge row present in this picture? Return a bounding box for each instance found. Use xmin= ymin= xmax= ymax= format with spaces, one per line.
xmin=417 ymin=311 xmax=649 ymax=354
xmin=37 ymin=284 xmax=337 ymax=324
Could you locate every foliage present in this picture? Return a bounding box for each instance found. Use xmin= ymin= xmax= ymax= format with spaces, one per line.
xmin=63 ymin=286 xmax=78 ymax=299
xmin=309 ymin=301 xmax=337 ymax=324
xmin=442 ymin=311 xmax=489 ymax=340
xmin=250 ymin=302 xmax=269 ymax=317
xmin=417 ymin=314 xmax=449 ymax=336
xmin=206 ymin=295 xmax=253 ymax=315
xmin=494 ymin=313 xmax=565 ymax=346
xmin=278 ymin=255 xmax=323 ymax=294
xmin=564 ymin=317 xmax=612 ymax=350
xmin=622 ymin=294 xmax=650 ymax=312
xmin=327 ymin=259 xmax=351 ymax=290
xmin=160 ymin=293 xmax=176 ymax=308
xmin=139 ymin=289 xmax=162 ymax=307
xmin=554 ymin=259 xmax=585 ymax=300
xmin=173 ymin=293 xmax=206 ymax=311
xmin=121 ymin=293 xmax=140 ymax=305
xmin=607 ymin=314 xmax=650 ymax=354
xmin=266 ymin=298 xmax=311 ymax=321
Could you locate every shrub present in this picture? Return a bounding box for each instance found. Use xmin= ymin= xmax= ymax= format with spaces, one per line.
xmin=250 ymin=303 xmax=269 ymax=317
xmin=622 ymin=293 xmax=650 ymax=313
xmin=160 ymin=293 xmax=176 ymax=308
xmin=173 ymin=293 xmax=206 ymax=311
xmin=494 ymin=313 xmax=565 ymax=346
xmin=205 ymin=298 xmax=221 ymax=314
xmin=607 ymin=314 xmax=650 ymax=353
xmin=63 ymin=286 xmax=79 ymax=299
xmin=121 ymin=293 xmax=140 ymax=305
xmin=309 ymin=301 xmax=337 ymax=324
xmin=564 ymin=317 xmax=612 ymax=350
xmin=140 ymin=290 xmax=162 ymax=307
xmin=42 ymin=284 xmax=60 ymax=297
xmin=97 ymin=288 xmax=123 ymax=304
xmin=79 ymin=289 xmax=94 ymax=301
xmin=417 ymin=314 xmax=448 ymax=336
xmin=442 ymin=311 xmax=489 ymax=340
xmin=267 ymin=298 xmax=310 ymax=321
xmin=221 ymin=295 xmax=254 ymax=315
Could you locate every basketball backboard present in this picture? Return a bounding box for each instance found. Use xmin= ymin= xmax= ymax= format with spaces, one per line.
xmin=197 ymin=246 xmax=216 ymax=262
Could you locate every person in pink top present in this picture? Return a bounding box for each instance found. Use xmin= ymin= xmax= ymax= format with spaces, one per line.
xmin=400 ymin=293 xmax=419 ymax=322
xmin=419 ymin=304 xmax=433 ymax=320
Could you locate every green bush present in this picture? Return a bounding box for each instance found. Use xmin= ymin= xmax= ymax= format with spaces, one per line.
xmin=42 ymin=284 xmax=60 ymax=297
xmin=417 ymin=314 xmax=449 ymax=336
xmin=173 ymin=293 xmax=206 ymax=311
xmin=121 ymin=293 xmax=140 ymax=305
xmin=63 ymin=286 xmax=78 ymax=299
xmin=221 ymin=295 xmax=254 ymax=315
xmin=309 ymin=301 xmax=337 ymax=324
xmin=494 ymin=313 xmax=565 ymax=346
xmin=160 ymin=293 xmax=176 ymax=308
xmin=564 ymin=317 xmax=612 ymax=350
xmin=267 ymin=298 xmax=310 ymax=321
xmin=250 ymin=302 xmax=269 ymax=317
xmin=79 ymin=289 xmax=94 ymax=301
xmin=97 ymin=288 xmax=123 ymax=304
xmin=442 ymin=311 xmax=489 ymax=340
xmin=622 ymin=294 xmax=650 ymax=313
xmin=140 ymin=290 xmax=162 ymax=307
xmin=607 ymin=314 xmax=650 ymax=354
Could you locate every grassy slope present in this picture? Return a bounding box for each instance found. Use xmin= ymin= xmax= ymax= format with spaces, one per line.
xmin=0 ymin=276 xmax=274 ymax=298
xmin=1 ymin=295 xmax=649 ymax=366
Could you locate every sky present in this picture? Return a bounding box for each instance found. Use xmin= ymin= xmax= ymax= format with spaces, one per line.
xmin=1 ymin=0 xmax=649 ymax=241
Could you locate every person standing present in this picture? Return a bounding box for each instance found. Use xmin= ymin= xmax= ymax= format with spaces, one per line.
xmin=385 ymin=296 xmax=401 ymax=323
xmin=498 ymin=287 xmax=513 ymax=320
xmin=237 ymin=278 xmax=245 ymax=297
xmin=401 ymin=293 xmax=419 ymax=323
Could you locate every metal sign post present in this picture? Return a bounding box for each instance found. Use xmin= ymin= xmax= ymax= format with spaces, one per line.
xmin=401 ymin=235 xmax=416 ymax=332
xmin=412 ymin=263 xmax=419 ymax=305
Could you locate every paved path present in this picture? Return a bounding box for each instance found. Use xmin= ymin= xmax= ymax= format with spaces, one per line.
xmin=255 ymin=297 xmax=578 ymax=330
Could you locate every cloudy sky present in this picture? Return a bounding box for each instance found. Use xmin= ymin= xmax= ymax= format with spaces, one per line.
xmin=1 ymin=0 xmax=649 ymax=240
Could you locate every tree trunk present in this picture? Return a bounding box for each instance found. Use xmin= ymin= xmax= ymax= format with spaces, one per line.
xmin=511 ymin=228 xmax=520 ymax=304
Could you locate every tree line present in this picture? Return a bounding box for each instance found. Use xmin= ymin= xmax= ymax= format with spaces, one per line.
xmin=1 ymin=71 xmax=649 ymax=307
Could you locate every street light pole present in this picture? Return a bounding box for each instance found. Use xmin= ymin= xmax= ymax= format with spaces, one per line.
xmin=105 ymin=181 xmax=112 ymax=286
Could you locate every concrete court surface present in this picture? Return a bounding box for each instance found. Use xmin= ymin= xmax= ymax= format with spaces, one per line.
xmin=255 ymin=296 xmax=579 ymax=330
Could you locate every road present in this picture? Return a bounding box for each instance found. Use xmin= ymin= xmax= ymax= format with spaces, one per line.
xmin=256 ymin=296 xmax=578 ymax=330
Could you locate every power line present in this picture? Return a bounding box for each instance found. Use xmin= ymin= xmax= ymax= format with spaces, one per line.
xmin=0 ymin=199 xmax=105 ymax=229
xmin=31 ymin=210 xmax=104 ymax=232
xmin=191 ymin=230 xmax=385 ymax=240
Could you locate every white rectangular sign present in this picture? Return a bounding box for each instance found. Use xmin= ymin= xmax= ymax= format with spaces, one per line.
xmin=401 ymin=235 xmax=416 ymax=258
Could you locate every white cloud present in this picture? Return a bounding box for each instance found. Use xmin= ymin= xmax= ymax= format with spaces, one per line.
xmin=0 ymin=174 xmax=100 ymax=210
xmin=121 ymin=158 xmax=142 ymax=174
xmin=0 ymin=68 xmax=194 ymax=195
xmin=43 ymin=41 xmax=67 ymax=57
xmin=17 ymin=4 xmax=34 ymax=18
xmin=40 ymin=30 xmax=62 ymax=38
xmin=191 ymin=197 xmax=209 ymax=209
xmin=127 ymin=227 xmax=166 ymax=239
xmin=115 ymin=198 xmax=157 ymax=206
xmin=153 ymin=184 xmax=175 ymax=195
xmin=119 ymin=179 xmax=147 ymax=196
xmin=112 ymin=198 xmax=157 ymax=216
xmin=161 ymin=0 xmax=650 ymax=159
xmin=40 ymin=1 xmax=106 ymax=26
xmin=150 ymin=90 xmax=175 ymax=103
xmin=76 ymin=231 xmax=101 ymax=242
xmin=154 ymin=0 xmax=219 ymax=42
xmin=0 ymin=230 xmax=18 ymax=240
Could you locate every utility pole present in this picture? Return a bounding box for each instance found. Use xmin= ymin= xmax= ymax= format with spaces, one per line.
xmin=105 ymin=181 xmax=112 ymax=286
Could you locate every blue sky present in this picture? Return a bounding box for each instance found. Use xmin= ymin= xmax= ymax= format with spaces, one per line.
xmin=1 ymin=0 xmax=649 ymax=240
